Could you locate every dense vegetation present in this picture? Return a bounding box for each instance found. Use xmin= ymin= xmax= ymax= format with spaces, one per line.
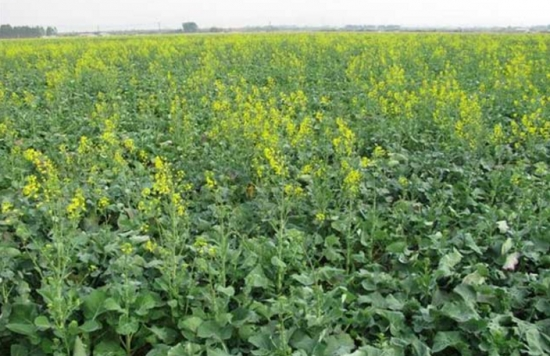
xmin=0 ymin=33 xmax=549 ymax=355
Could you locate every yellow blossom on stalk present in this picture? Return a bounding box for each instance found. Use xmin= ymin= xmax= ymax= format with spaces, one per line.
xmin=360 ymin=157 xmax=371 ymax=168
xmin=284 ymin=183 xmax=304 ymax=197
xmin=263 ymin=147 xmax=286 ymax=177
xmin=491 ymin=123 xmax=506 ymax=145
xmin=144 ymin=240 xmax=157 ymax=253
xmin=333 ymin=118 xmax=355 ymax=156
xmin=373 ymin=145 xmax=387 ymax=159
xmin=315 ymin=212 xmax=326 ymax=223
xmin=121 ymin=243 xmax=133 ymax=255
xmin=78 ymin=136 xmax=90 ymax=154
xmin=343 ymin=168 xmax=362 ymax=196
xmin=114 ymin=150 xmax=125 ymax=166
xmin=171 ymin=193 xmax=186 ymax=216
xmin=23 ymin=175 xmax=40 ymax=198
xmin=1 ymin=201 xmax=14 ymax=214
xmin=205 ymin=171 xmax=216 ymax=189
xmin=122 ymin=138 xmax=135 ymax=152
xmin=138 ymin=150 xmax=148 ymax=161
xmin=511 ymin=173 xmax=521 ymax=187
xmin=98 ymin=197 xmax=110 ymax=209
xmin=153 ymin=156 xmax=172 ymax=195
xmin=398 ymin=176 xmax=409 ymax=187
xmin=0 ymin=123 xmax=8 ymax=136
xmin=67 ymin=189 xmax=86 ymax=220
xmin=301 ymin=164 xmax=313 ymax=175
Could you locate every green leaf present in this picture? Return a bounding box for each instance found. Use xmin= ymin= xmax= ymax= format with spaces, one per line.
xmin=82 ymin=289 xmax=108 ymax=320
xmin=10 ymin=345 xmax=29 ymax=356
xmin=135 ymin=292 xmax=159 ymax=315
xmin=437 ymin=249 xmax=462 ymax=277
xmin=0 ymin=246 xmax=21 ymax=258
xmin=325 ymin=333 xmax=355 ymax=356
xmin=6 ymin=303 xmax=38 ymax=337
xmin=440 ymin=301 xmax=479 ymax=323
xmin=94 ymin=340 xmax=125 ymax=356
xmin=207 ymin=349 xmax=231 ymax=356
xmin=34 ymin=315 xmax=51 ymax=330
xmin=73 ymin=336 xmax=87 ymax=356
xmin=432 ymin=331 xmax=465 ymax=353
xmin=216 ymin=286 xmax=235 ymax=297
xmin=411 ymin=339 xmax=430 ymax=356
xmin=167 ymin=343 xmax=201 ymax=356
xmin=178 ymin=316 xmax=203 ymax=333
xmin=497 ymin=221 xmax=510 ymax=235
xmin=292 ymin=273 xmax=315 ymax=286
xmin=271 ymin=256 xmax=287 ymax=268
xmin=245 ymin=265 xmax=270 ymax=289
xmin=148 ymin=325 xmax=178 ymax=344
xmin=249 ymin=333 xmax=274 ymax=350
xmin=79 ymin=319 xmax=102 ymax=333
xmin=116 ymin=315 xmax=139 ymax=335
xmin=386 ymin=241 xmax=407 ymax=254
xmin=103 ymin=298 xmax=123 ymax=312
xmin=197 ymin=320 xmax=231 ymax=340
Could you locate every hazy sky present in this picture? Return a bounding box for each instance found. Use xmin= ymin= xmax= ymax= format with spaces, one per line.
xmin=1 ymin=0 xmax=549 ymax=32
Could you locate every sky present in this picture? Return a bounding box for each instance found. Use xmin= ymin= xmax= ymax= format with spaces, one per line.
xmin=1 ymin=0 xmax=549 ymax=32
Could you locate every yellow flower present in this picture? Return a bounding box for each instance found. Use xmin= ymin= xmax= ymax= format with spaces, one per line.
xmin=205 ymin=171 xmax=216 ymax=190
xmin=122 ymin=138 xmax=135 ymax=152
xmin=144 ymin=240 xmax=157 ymax=253
xmin=1 ymin=201 xmax=14 ymax=214
xmin=98 ymin=197 xmax=110 ymax=209
xmin=360 ymin=157 xmax=371 ymax=168
xmin=343 ymin=169 xmax=361 ymax=196
xmin=23 ymin=175 xmax=40 ymax=198
xmin=315 ymin=212 xmax=326 ymax=223
xmin=373 ymin=145 xmax=386 ymax=159
xmin=67 ymin=189 xmax=86 ymax=220
xmin=398 ymin=176 xmax=409 ymax=187
xmin=121 ymin=243 xmax=133 ymax=255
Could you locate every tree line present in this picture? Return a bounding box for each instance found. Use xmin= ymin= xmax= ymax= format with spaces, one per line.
xmin=0 ymin=25 xmax=58 ymax=39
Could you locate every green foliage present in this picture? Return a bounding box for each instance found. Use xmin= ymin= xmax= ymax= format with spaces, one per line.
xmin=0 ymin=33 xmax=550 ymax=355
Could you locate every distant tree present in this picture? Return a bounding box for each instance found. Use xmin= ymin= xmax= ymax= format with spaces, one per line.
xmin=182 ymin=22 xmax=199 ymax=33
xmin=46 ymin=27 xmax=58 ymax=36
xmin=0 ymin=24 xmax=49 ymax=38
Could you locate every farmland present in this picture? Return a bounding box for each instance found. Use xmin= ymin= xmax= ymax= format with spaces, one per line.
xmin=1 ymin=33 xmax=550 ymax=355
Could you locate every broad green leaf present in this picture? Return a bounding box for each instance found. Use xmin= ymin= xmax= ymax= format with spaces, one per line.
xmin=178 ymin=316 xmax=203 ymax=333
xmin=82 ymin=289 xmax=108 ymax=319
xmin=73 ymin=336 xmax=87 ymax=356
xmin=10 ymin=345 xmax=29 ymax=356
xmin=93 ymin=340 xmax=125 ymax=356
xmin=440 ymin=301 xmax=479 ymax=323
xmin=325 ymin=333 xmax=355 ymax=356
xmin=80 ymin=319 xmax=102 ymax=333
xmin=503 ymin=253 xmax=520 ymax=271
xmin=116 ymin=315 xmax=139 ymax=335
xmin=34 ymin=315 xmax=51 ymax=330
xmin=245 ymin=265 xmax=270 ymax=289
xmin=432 ymin=331 xmax=465 ymax=353
xmin=437 ymin=249 xmax=462 ymax=277
xmin=292 ymin=273 xmax=315 ymax=286
xmin=148 ymin=325 xmax=178 ymax=344
xmin=103 ymin=298 xmax=123 ymax=312
xmin=197 ymin=320 xmax=221 ymax=339
xmin=6 ymin=303 xmax=38 ymax=337
xmin=207 ymin=349 xmax=231 ymax=356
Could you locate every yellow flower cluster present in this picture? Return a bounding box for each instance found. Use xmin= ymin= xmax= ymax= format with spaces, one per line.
xmin=333 ymin=118 xmax=355 ymax=156
xmin=66 ymin=189 xmax=86 ymax=221
xmin=22 ymin=175 xmax=40 ymax=198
